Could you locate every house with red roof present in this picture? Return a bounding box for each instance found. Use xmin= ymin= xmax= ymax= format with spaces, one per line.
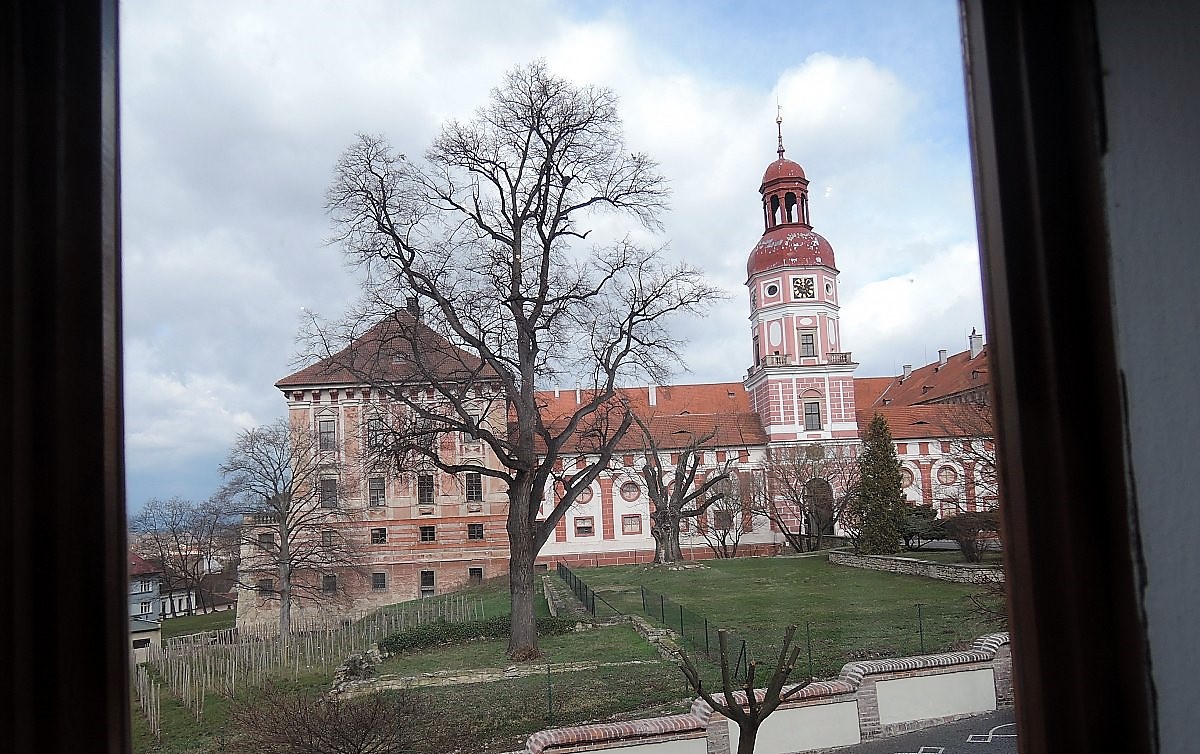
xmin=237 ymin=129 xmax=994 ymax=623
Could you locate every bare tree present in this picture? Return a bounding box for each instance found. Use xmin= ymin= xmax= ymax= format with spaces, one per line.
xmin=679 ymin=627 xmax=812 ymax=754
xmin=318 ymin=60 xmax=719 ymax=658
xmin=931 ymin=397 xmax=999 ymax=514
xmin=220 ymin=420 xmax=364 ymax=640
xmin=634 ymin=416 xmax=735 ymax=564
xmin=227 ymin=682 xmax=425 ymax=754
xmin=131 ymin=496 xmax=235 ymax=616
xmin=695 ymin=472 xmax=759 ymax=559
xmin=757 ymin=443 xmax=860 ymax=552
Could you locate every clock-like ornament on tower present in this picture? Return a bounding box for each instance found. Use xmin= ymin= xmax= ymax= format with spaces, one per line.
xmin=793 ymin=276 xmax=816 ymax=299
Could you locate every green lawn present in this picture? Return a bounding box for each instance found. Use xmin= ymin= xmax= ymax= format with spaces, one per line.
xmin=159 ymin=610 xmax=236 ymax=640
xmin=134 ymin=557 xmax=1006 ymax=754
xmin=574 ymin=556 xmax=1006 ymax=679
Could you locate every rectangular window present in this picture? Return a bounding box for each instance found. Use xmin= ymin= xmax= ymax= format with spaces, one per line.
xmin=714 ymin=511 xmax=734 ymax=531
xmin=318 ymin=419 xmax=336 ymax=452
xmin=368 ymin=476 xmax=385 ymax=507
xmin=371 ymin=572 xmax=387 ymax=590
xmin=804 ymin=401 xmax=822 ymax=431
xmin=256 ymin=578 xmax=274 ymax=593
xmin=137 ymin=579 xmax=151 ymax=593
xmin=370 ymin=527 xmax=387 ymax=544
xmin=417 ymin=473 xmax=434 ymax=506
xmin=321 ymin=529 xmax=335 ymax=548
xmin=366 ymin=417 xmax=387 ymax=451
xmin=465 ymin=471 xmax=483 ymax=502
xmin=132 ymin=638 xmax=151 ymax=649
xmin=800 ymin=331 xmax=816 ymax=357
xmin=320 ymin=478 xmax=338 ymax=508
xmin=258 ymin=532 xmax=274 ymax=548
xmin=419 ymin=525 xmax=436 ymax=542
xmin=419 ymin=570 xmax=435 ymax=598
xmin=467 ymin=523 xmax=484 ymax=540
xmin=139 ymin=601 xmax=151 ymax=614
xmin=574 ymin=517 xmax=594 ymax=537
xmin=322 ymin=574 xmax=337 ymax=593
xmin=468 ymin=567 xmax=483 ymax=585
xmin=622 ymin=514 xmax=642 ymax=534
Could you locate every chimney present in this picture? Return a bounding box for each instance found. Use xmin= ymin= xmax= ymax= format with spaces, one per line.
xmin=648 ymin=385 xmax=657 ymax=407
xmin=901 ymin=364 xmax=912 ymax=381
xmin=938 ymin=349 xmax=948 ymax=366
xmin=406 ymin=296 xmax=419 ymax=318
xmin=969 ymin=328 xmax=984 ymax=359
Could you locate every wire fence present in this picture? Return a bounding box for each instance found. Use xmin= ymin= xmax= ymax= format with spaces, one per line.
xmin=556 ymin=562 xmax=625 ymax=619
xmin=558 ymin=564 xmax=973 ymax=682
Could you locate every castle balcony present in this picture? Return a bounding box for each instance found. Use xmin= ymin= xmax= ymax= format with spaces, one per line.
xmin=828 ymin=351 xmax=854 ymax=365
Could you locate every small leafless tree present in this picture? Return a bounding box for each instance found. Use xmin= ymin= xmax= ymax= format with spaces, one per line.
xmin=317 ymin=60 xmax=720 ymax=658
xmin=757 ymin=443 xmax=860 ymax=552
xmin=634 ymin=416 xmax=735 ymax=564
xmin=220 ymin=419 xmax=364 ymax=640
xmin=131 ymin=496 xmax=235 ymax=616
xmin=227 ymin=682 xmax=424 ymax=754
xmin=679 ymin=626 xmax=812 ymax=754
xmin=931 ymin=397 xmax=999 ymax=514
xmin=695 ymin=472 xmax=759 ymax=559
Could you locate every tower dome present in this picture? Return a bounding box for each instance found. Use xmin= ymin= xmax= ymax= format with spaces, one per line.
xmin=747 ymin=115 xmax=836 ymax=278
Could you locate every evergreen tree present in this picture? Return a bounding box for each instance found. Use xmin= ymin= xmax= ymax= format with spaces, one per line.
xmin=850 ymin=414 xmax=906 ymax=554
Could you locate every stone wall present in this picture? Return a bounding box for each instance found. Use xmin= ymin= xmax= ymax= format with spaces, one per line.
xmin=524 ymin=633 xmax=1011 ymax=754
xmin=827 ymin=550 xmax=1004 ymax=584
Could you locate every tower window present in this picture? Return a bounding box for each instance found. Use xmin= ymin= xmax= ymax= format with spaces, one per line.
xmin=318 ymin=419 xmax=336 ymax=452
xmin=804 ymin=401 xmax=822 ymax=431
xmin=800 ymin=331 xmax=816 ymax=357
xmin=785 ymin=192 xmax=798 ymax=223
xmin=770 ymin=194 xmax=782 ymax=225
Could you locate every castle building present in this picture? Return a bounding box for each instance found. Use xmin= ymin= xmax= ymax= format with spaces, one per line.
xmin=236 ymin=131 xmax=995 ymax=624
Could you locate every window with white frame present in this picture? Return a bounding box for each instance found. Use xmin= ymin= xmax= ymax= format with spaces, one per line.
xmin=574 ymin=517 xmax=594 ymax=536
xmin=368 ymin=476 xmax=385 ymax=507
xmin=417 ymin=473 xmax=434 ymax=506
xmin=803 ymin=401 xmax=822 ymax=431
xmin=319 ymin=477 xmax=338 ymax=508
xmin=370 ymin=527 xmax=387 ymax=544
xmin=465 ymin=471 xmax=482 ymax=502
xmin=800 ymin=330 xmax=816 ymax=357
xmin=318 ymin=418 xmax=336 ymax=452
xmin=622 ymin=514 xmax=642 ymax=534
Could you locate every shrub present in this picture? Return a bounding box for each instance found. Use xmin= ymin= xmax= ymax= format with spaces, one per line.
xmin=378 ymin=614 xmax=577 ymax=655
xmin=942 ymin=511 xmax=1001 ymax=563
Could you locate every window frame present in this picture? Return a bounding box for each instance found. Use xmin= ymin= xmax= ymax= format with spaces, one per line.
xmin=419 ymin=569 xmax=436 ymax=597
xmin=370 ymin=527 xmax=387 ymax=544
xmin=418 ymin=525 xmax=436 ymax=542
xmin=465 ymin=471 xmax=483 ymax=502
xmin=573 ymin=516 xmax=595 ymax=537
xmin=319 ymin=477 xmax=338 ymax=508
xmin=467 ymin=522 xmax=485 ymax=540
xmin=318 ymin=418 xmax=336 ymax=452
xmin=621 ymin=514 xmax=642 ymax=535
xmin=799 ymin=330 xmax=817 ymax=357
xmin=371 ymin=571 xmax=387 ymax=590
xmin=417 ymin=472 xmax=435 ymax=506
xmin=321 ymin=574 xmax=337 ymax=593
xmin=368 ymin=475 xmax=386 ymax=507
xmin=803 ymin=401 xmax=822 ymax=430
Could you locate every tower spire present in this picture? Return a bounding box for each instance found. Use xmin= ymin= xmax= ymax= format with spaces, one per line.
xmin=776 ymin=104 xmax=785 ymax=159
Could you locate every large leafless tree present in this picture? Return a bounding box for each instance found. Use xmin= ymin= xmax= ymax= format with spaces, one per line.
xmin=319 ymin=61 xmax=719 ymax=658
xmin=130 ymin=496 xmax=235 ymax=616
xmin=220 ymin=420 xmax=363 ymax=640
xmin=635 ymin=416 xmax=734 ymax=564
xmin=757 ymin=443 xmax=860 ymax=552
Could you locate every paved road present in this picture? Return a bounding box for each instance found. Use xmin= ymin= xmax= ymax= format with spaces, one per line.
xmin=831 ymin=709 xmax=1017 ymax=754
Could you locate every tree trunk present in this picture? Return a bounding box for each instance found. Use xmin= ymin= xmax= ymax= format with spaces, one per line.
xmin=735 ymin=722 xmax=759 ymax=754
xmin=506 ymin=484 xmax=540 ymax=660
xmin=661 ymin=519 xmax=683 ymax=563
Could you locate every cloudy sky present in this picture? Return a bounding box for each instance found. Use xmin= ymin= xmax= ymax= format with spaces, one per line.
xmin=119 ymin=0 xmax=984 ymax=511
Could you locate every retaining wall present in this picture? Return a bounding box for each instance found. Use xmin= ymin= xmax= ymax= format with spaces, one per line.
xmin=827 ymin=550 xmax=1004 ymax=584
xmin=524 ymin=633 xmax=1011 ymax=754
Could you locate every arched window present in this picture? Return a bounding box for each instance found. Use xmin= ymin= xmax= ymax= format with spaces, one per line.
xmin=785 ymin=192 xmax=798 ymax=222
xmin=770 ymin=194 xmax=782 ymax=226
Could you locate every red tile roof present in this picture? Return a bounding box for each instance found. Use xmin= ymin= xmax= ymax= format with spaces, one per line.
xmin=277 ymin=311 xmax=495 ymax=390
xmin=860 ymin=346 xmax=990 ymax=408
xmin=536 ymin=383 xmax=767 ymax=452
xmin=129 ymin=551 xmax=160 ymax=577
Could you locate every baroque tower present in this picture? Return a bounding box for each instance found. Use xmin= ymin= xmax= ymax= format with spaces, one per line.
xmin=744 ymin=118 xmax=859 ymax=442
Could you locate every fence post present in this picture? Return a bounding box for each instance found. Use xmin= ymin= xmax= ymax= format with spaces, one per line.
xmin=679 ymin=604 xmax=685 ymax=637
xmin=547 ymin=663 xmax=553 ymax=723
xmin=917 ymin=603 xmax=925 ymax=653
xmin=806 ymin=621 xmax=813 ymax=680
xmin=641 ymin=586 xmax=646 ymax=614
xmin=660 ymin=594 xmax=665 ymax=623
xmin=705 ymin=617 xmax=710 ymax=656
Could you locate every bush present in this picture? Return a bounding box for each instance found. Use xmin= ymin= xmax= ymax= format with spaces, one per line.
xmin=378 ymin=614 xmax=577 ymax=655
xmin=942 ymin=511 xmax=1000 ymax=563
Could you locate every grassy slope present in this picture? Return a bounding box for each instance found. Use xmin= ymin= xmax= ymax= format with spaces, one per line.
xmin=575 ymin=556 xmax=1006 ymax=678
xmin=159 ymin=610 xmax=236 ymax=640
